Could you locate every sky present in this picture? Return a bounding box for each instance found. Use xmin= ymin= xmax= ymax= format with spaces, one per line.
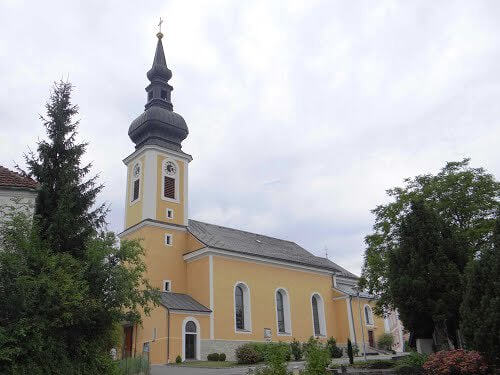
xmin=1 ymin=0 xmax=499 ymax=275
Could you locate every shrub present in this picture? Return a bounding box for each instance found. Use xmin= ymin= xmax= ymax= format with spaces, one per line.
xmin=423 ymin=349 xmax=489 ymax=375
xmin=207 ymin=353 xmax=220 ymax=361
xmin=219 ymin=353 xmax=226 ymax=361
xmin=377 ymin=333 xmax=394 ymax=351
xmin=304 ymin=337 xmax=330 ymax=375
xmin=290 ymin=338 xmax=302 ymax=361
xmin=235 ymin=344 xmax=261 ymax=364
xmin=175 ymin=355 xmax=182 ymax=364
xmin=326 ymin=337 xmax=343 ymax=358
xmin=352 ymin=343 xmax=359 ymax=357
xmin=266 ymin=343 xmax=289 ymax=375
xmin=352 ymin=359 xmax=396 ymax=369
xmin=347 ymin=339 xmax=354 ymax=364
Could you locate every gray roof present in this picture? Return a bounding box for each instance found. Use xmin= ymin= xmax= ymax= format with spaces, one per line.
xmin=160 ymin=292 xmax=211 ymax=313
xmin=188 ymin=219 xmax=357 ymax=278
xmin=334 ymin=283 xmax=375 ymax=299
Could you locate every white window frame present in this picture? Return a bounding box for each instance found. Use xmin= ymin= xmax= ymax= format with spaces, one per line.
xmin=152 ymin=327 xmax=157 ymax=341
xmin=234 ymin=281 xmax=252 ymax=333
xmin=161 ymin=158 xmax=180 ymax=203
xmin=311 ymin=292 xmax=327 ymax=337
xmin=364 ymin=304 xmax=374 ymax=326
xmin=129 ymin=161 xmax=142 ymax=205
xmin=275 ymin=287 xmax=292 ymax=336
xmin=166 ymin=208 xmax=174 ymax=219
xmin=164 ymin=233 xmax=173 ymax=247
xmin=163 ymin=280 xmax=172 ymax=292
xmin=181 ymin=317 xmax=201 ymax=361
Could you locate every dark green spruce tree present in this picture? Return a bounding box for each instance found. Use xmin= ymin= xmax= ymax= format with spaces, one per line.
xmin=0 ymin=81 xmax=158 ymax=375
xmin=460 ymin=212 xmax=500 ymax=368
xmin=386 ymin=200 xmax=466 ymax=346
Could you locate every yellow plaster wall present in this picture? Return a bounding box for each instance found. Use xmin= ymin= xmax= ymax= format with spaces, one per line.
xmin=122 ymin=226 xmax=189 ymax=293
xmin=350 ymin=298 xmax=385 ymax=349
xmin=332 ymin=298 xmax=351 ymax=344
xmin=212 ymin=256 xmax=344 ymax=343
xmin=131 ymin=306 xmax=168 ymax=364
xmin=156 ymin=154 xmax=186 ymax=226
xmin=186 ymin=257 xmax=210 ymax=309
xmin=125 ymin=155 xmax=145 ymax=229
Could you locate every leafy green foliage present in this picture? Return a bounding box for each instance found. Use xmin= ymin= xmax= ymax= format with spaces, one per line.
xmin=219 ymin=353 xmax=226 ymax=361
xmin=386 ymin=201 xmax=466 ymax=342
xmin=360 ymin=159 xmax=499 ymax=312
xmin=303 ymin=337 xmax=330 ymax=375
xmin=394 ymin=351 xmax=427 ymax=374
xmin=377 ymin=333 xmax=394 ymax=351
xmin=460 ymin=213 xmax=500 ymax=368
xmin=0 ymin=81 xmax=159 ymax=375
xmin=326 ymin=337 xmax=343 ymax=358
xmin=207 ymin=353 xmax=220 ymax=361
xmin=351 ymin=359 xmax=395 ymax=369
xmin=117 ymin=354 xmax=149 ymax=375
xmin=347 ymin=339 xmax=354 ymax=364
xmin=235 ymin=344 xmax=261 ymax=364
xmin=175 ymin=355 xmax=182 ymax=364
xmin=290 ymin=338 xmax=302 ymax=361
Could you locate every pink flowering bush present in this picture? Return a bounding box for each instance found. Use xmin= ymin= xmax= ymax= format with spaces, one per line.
xmin=423 ymin=349 xmax=488 ymax=375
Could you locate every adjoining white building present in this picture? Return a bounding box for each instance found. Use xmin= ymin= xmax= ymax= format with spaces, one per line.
xmin=0 ymin=165 xmax=38 ymax=221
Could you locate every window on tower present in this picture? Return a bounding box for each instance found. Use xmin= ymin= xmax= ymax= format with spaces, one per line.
xmin=162 ymin=159 xmax=178 ymax=201
xmin=164 ymin=177 xmax=175 ymax=199
xmin=161 ymin=89 xmax=168 ymax=100
xmin=130 ymin=162 xmax=141 ymax=204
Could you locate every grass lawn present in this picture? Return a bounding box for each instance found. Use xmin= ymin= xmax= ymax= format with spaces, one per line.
xmin=172 ymin=361 xmax=241 ymax=368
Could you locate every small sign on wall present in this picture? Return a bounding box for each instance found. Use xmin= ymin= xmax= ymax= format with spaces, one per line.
xmin=264 ymin=328 xmax=272 ymax=341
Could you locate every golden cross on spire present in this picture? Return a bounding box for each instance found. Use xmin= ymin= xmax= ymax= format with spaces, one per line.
xmin=158 ymin=17 xmax=163 ymax=33
xmin=157 ymin=17 xmax=164 ymax=39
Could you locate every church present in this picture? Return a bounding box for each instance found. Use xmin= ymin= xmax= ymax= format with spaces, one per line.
xmin=119 ymin=30 xmax=385 ymax=364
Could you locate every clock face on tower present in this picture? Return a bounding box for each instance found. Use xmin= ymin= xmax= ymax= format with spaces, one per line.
xmin=164 ymin=161 xmax=177 ymax=176
xmin=133 ymin=164 xmax=141 ymax=178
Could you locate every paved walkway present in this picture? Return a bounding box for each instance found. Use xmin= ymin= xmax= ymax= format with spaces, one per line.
xmin=151 ymin=362 xmax=305 ymax=375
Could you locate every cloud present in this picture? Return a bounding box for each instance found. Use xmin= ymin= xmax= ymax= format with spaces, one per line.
xmin=1 ymin=0 xmax=499 ymax=276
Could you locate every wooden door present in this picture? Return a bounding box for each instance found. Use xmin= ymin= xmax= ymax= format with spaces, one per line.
xmin=368 ymin=330 xmax=375 ymax=347
xmin=124 ymin=326 xmax=133 ymax=358
xmin=185 ymin=334 xmax=196 ymax=359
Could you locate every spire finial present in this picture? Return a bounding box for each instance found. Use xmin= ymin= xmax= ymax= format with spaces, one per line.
xmin=157 ymin=17 xmax=164 ymax=39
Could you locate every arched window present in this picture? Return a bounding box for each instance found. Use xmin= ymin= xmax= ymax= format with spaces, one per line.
xmin=185 ymin=321 xmax=196 ymax=333
xmin=311 ymin=293 xmax=326 ymax=336
xmin=364 ymin=305 xmax=373 ymax=325
xmin=161 ymin=159 xmax=179 ymax=202
xmin=130 ymin=162 xmax=141 ymax=203
xmin=234 ymin=282 xmax=251 ymax=332
xmin=275 ymin=288 xmax=292 ymax=335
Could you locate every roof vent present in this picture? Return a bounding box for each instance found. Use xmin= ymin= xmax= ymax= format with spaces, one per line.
xmin=255 ymin=239 xmax=262 ymax=243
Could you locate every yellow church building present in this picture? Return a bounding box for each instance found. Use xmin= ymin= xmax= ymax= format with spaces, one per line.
xmin=119 ymin=31 xmax=385 ymax=364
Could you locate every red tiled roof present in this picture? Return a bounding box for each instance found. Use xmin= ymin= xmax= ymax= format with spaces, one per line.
xmin=0 ymin=166 xmax=38 ymax=190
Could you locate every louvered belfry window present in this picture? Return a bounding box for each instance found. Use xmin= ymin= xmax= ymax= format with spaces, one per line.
xmin=133 ymin=179 xmax=140 ymax=201
xmin=164 ymin=176 xmax=175 ymax=199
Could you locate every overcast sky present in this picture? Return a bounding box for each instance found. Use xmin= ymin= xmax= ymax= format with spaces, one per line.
xmin=1 ymin=0 xmax=499 ymax=275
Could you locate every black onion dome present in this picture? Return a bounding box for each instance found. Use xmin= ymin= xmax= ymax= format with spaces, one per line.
xmin=128 ymin=32 xmax=189 ymax=151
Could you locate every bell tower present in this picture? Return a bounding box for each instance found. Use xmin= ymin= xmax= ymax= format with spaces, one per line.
xmin=123 ymin=29 xmax=191 ymax=230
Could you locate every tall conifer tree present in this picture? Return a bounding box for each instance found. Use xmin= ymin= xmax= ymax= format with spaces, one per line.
xmin=460 ymin=213 xmax=500 ymax=368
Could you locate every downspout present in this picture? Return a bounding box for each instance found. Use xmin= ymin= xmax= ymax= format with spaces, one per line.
xmin=349 ymin=296 xmax=357 ymax=344
xmin=167 ymin=308 xmax=171 ymax=363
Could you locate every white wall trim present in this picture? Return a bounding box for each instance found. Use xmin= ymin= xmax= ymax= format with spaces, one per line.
xmin=123 ymin=145 xmax=193 ymax=165
xmin=181 ymin=316 xmax=201 ymax=361
xmin=162 ymin=280 xmax=172 ymax=292
xmin=183 ymin=160 xmax=189 ymax=226
xmin=274 ymin=287 xmax=292 ymax=336
xmin=118 ymin=219 xmax=187 ymax=238
xmin=170 ymin=310 xmax=211 ymax=316
xmin=209 ymin=255 xmax=214 ymax=339
xmin=142 ymin=150 xmax=157 ymax=220
xmin=233 ymin=281 xmax=252 ymax=333
xmin=183 ymin=247 xmax=333 ymax=276
xmin=364 ymin=304 xmax=374 ymax=326
xmin=310 ymin=292 xmax=327 ymax=337
xmin=129 ymin=160 xmax=142 ymax=206
xmin=346 ymin=297 xmax=355 ymax=343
